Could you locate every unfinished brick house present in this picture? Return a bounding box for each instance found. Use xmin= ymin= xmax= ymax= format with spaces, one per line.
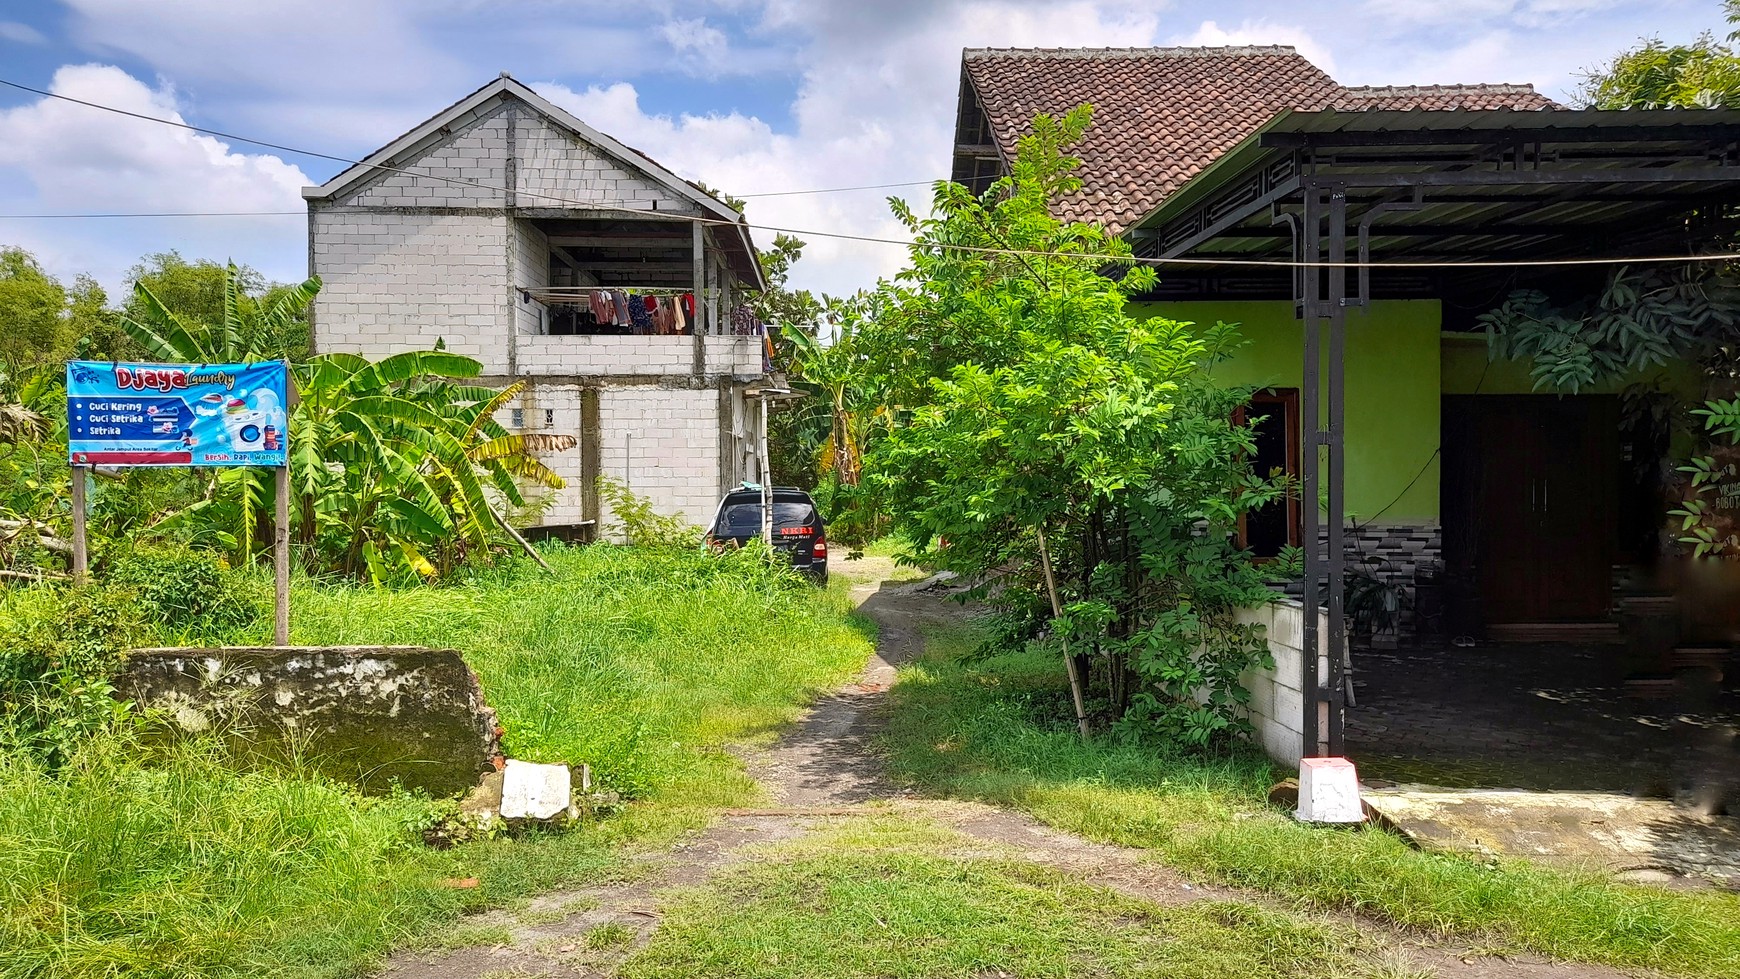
xmin=302 ymin=74 xmax=770 ymax=536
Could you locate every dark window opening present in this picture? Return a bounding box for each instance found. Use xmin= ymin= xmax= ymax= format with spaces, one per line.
xmin=715 ymin=502 xmax=815 ymax=534
xmin=1237 ymin=389 xmax=1301 ymax=558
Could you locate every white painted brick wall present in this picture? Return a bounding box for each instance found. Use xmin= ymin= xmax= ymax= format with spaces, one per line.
xmin=598 ymin=386 xmax=721 ymax=529
xmin=515 ymin=113 xmax=700 ymax=214
xmin=519 ymin=336 xmax=696 ymax=376
xmin=311 ymin=209 xmax=511 ymax=371
xmin=499 ymin=382 xmax=589 ymax=526
xmin=1236 ymin=600 xmax=1339 ymax=767
xmin=705 ymin=335 xmax=764 ymax=375
xmin=347 ymin=106 xmax=509 ymax=208
xmin=513 ymin=220 xmax=551 ymax=337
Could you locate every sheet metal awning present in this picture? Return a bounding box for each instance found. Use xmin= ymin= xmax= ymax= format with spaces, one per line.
xmin=1134 ymin=108 xmax=1740 ymax=272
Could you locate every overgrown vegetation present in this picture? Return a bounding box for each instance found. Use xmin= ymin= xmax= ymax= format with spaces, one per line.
xmin=806 ymin=107 xmax=1283 ymax=747
xmin=0 ymin=545 xmax=873 ymax=977
xmin=1 ymin=263 xmax=577 ymax=584
xmin=1578 ymin=0 xmax=1740 ymax=108
xmin=883 ymin=620 xmax=1740 ymax=979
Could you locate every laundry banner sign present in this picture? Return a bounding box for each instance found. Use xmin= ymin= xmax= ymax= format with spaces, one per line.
xmin=66 ymin=360 xmax=289 ymax=467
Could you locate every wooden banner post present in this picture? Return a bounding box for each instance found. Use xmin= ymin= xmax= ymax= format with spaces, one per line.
xmin=273 ymin=464 xmax=290 ymax=645
xmin=70 ymin=464 xmax=88 ymax=584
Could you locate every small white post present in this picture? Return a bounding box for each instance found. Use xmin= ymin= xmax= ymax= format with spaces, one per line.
xmin=1296 ymin=757 xmax=1364 ymax=823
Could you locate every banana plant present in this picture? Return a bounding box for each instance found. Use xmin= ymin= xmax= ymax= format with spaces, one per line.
xmin=122 ymin=264 xmax=576 ymax=583
xmin=120 ymin=265 xmax=318 ymax=365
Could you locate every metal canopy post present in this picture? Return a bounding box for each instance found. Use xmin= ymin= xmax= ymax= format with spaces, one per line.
xmin=1324 ymin=183 xmax=1349 ymax=759
xmin=1298 ymin=182 xmax=1322 ymax=757
xmin=1296 ymin=177 xmax=1349 ymax=759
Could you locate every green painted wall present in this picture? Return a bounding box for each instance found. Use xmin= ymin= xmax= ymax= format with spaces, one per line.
xmin=1441 ymin=334 xmax=1702 ymax=398
xmin=1130 ymin=299 xmax=1443 ymax=524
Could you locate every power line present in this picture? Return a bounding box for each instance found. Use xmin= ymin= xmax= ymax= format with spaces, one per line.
xmin=0 ymin=77 xmax=696 ymax=219
xmin=0 ymin=211 xmax=304 ymax=219
xmin=737 ymin=179 xmax=936 ymax=197
xmin=4 ymin=76 xmax=1740 ymax=271
xmin=6 ymin=206 xmax=1738 ymax=271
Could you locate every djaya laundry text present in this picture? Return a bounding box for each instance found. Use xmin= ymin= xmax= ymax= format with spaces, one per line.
xmin=66 ymin=360 xmax=289 ymax=467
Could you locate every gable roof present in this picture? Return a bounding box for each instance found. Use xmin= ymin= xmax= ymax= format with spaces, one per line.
xmin=304 ymin=74 xmax=765 ymax=289
xmin=956 ymin=46 xmax=1561 ymax=234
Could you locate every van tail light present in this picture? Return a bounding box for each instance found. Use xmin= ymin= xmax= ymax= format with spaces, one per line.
xmin=812 ymin=535 xmax=827 ymax=559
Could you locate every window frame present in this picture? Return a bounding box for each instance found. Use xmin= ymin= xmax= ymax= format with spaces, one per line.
xmin=1233 ymin=387 xmax=1302 ymax=558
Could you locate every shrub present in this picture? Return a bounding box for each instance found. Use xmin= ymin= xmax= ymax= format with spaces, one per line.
xmin=0 ymin=584 xmax=146 ymax=765
xmin=107 ymin=546 xmax=265 ymax=642
xmin=597 ymin=476 xmax=703 ymax=549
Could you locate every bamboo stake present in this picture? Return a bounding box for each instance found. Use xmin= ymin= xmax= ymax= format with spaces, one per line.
xmin=273 ymin=465 xmax=290 ymax=645
xmin=70 ymin=465 xmax=88 ymax=585
xmin=494 ymin=503 xmax=554 ymax=572
xmin=1036 ymin=523 xmax=1090 ymax=740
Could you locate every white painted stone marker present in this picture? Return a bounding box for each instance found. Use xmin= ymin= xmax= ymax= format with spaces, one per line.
xmin=500 ymin=760 xmax=573 ymax=820
xmin=1296 ymin=756 xmax=1364 ymax=823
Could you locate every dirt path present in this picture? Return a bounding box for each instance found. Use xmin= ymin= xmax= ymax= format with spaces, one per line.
xmin=379 ymin=561 xmax=1641 ymax=979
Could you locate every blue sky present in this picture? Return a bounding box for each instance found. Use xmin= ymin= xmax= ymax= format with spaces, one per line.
xmin=0 ymin=0 xmax=1724 ymax=297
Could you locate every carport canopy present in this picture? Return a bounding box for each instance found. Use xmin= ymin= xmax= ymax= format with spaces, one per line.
xmin=1126 ymin=108 xmax=1740 ymax=759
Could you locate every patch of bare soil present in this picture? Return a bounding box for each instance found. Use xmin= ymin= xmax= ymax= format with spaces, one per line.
xmin=377 ymin=558 xmax=1641 ymax=979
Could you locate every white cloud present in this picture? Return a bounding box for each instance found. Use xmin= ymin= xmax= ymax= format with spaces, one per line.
xmin=536 ymin=1 xmax=1177 ymax=297
xmin=659 ymin=16 xmax=733 ymax=75
xmin=1170 ymin=19 xmax=1339 ymax=75
xmin=0 ymin=0 xmax=1703 ymax=298
xmin=0 ymin=21 xmax=46 ymax=44
xmin=0 ymin=65 xmax=310 ymax=290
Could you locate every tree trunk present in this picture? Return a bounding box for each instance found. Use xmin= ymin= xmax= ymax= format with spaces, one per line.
xmin=1037 ymin=523 xmax=1091 ymax=740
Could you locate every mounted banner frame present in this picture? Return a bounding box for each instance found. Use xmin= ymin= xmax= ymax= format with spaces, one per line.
xmin=64 ymin=359 xmax=294 ymax=644
xmin=67 ymin=360 xmax=288 ymax=467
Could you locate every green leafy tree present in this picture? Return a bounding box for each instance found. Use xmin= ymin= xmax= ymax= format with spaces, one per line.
xmin=125 ymin=252 xmax=310 ymax=361
xmin=856 ymin=106 xmax=1282 ymax=746
xmin=0 ymin=248 xmax=72 ymax=370
xmin=1494 ymin=4 xmax=1740 ymax=558
xmin=1578 ymin=2 xmax=1740 ymax=108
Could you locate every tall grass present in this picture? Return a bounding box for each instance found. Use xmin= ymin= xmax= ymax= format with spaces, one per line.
xmin=883 ymin=626 xmax=1740 ymax=979
xmin=291 ymin=545 xmax=872 ymax=802
xmin=0 ymin=545 xmax=873 ymax=977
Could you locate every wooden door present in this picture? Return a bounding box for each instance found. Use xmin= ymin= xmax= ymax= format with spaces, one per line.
xmin=1456 ymin=396 xmax=1617 ymax=625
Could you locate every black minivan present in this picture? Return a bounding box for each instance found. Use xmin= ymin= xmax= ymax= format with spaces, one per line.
xmin=705 ymin=487 xmax=829 ymax=583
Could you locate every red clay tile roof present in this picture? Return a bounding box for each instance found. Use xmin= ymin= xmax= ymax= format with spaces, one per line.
xmin=1334 ymin=84 xmax=1560 ymax=111
xmin=959 ymin=47 xmax=1563 ymax=233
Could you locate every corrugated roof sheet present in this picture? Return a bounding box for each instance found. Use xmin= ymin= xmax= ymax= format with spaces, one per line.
xmin=960 ymin=47 xmax=1561 ymax=232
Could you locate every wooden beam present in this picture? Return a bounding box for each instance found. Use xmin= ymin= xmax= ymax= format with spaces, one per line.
xmin=561 ymin=260 xmax=697 ymax=272
xmin=548 ymin=234 xmax=693 ymax=248
xmin=548 ymin=245 xmax=590 ymax=275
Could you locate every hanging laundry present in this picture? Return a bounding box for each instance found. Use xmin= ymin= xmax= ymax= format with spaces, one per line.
xmin=731 ymin=306 xmax=760 ymax=336
xmin=613 ymin=291 xmax=634 ymax=328
xmin=652 ymin=297 xmax=676 ymax=335
xmin=682 ymin=293 xmax=697 ymax=332
xmin=672 ymin=295 xmax=687 ymax=334
xmin=626 ymin=293 xmax=654 ymax=333
xmin=588 ymin=290 xmax=612 ymax=325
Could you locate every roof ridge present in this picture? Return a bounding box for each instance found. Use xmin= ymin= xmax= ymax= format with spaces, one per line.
xmin=962 ymin=45 xmax=1301 ymax=59
xmin=1341 ymin=82 xmax=1539 ymax=95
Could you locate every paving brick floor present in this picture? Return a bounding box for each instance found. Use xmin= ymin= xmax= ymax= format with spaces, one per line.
xmin=1346 ymin=642 xmax=1740 ymax=797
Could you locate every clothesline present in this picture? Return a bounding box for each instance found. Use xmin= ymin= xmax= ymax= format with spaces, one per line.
xmin=521 ymin=286 xmax=719 ymax=301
